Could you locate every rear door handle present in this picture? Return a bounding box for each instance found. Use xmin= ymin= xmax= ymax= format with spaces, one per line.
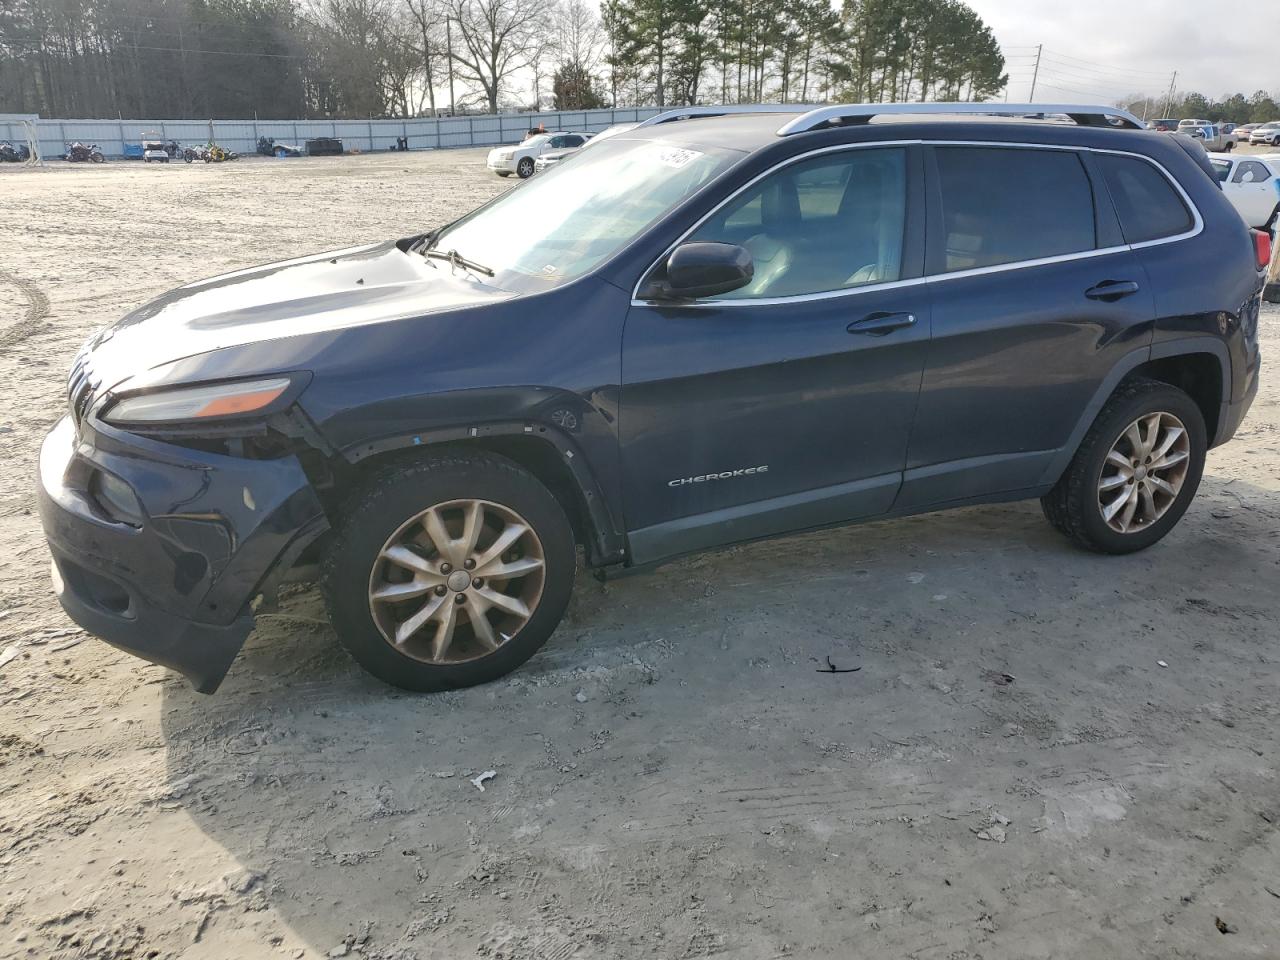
xmin=848 ymin=312 xmax=916 ymax=336
xmin=1084 ymin=280 xmax=1140 ymax=301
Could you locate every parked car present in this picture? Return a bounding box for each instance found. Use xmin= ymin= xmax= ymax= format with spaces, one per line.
xmin=1250 ymin=123 xmax=1280 ymax=146
xmin=40 ymin=102 xmax=1267 ymax=694
xmin=1235 ymin=123 xmax=1262 ymax=140
xmin=1150 ymin=118 xmax=1178 ymax=132
xmin=1179 ymin=123 xmax=1234 ymax=151
xmin=486 ymin=132 xmax=585 ymax=178
xmin=1208 ymin=153 xmax=1280 ymax=229
xmin=533 ymin=134 xmax=592 ymax=173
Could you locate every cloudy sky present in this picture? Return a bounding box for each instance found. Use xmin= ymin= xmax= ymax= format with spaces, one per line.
xmin=972 ymin=0 xmax=1279 ymax=106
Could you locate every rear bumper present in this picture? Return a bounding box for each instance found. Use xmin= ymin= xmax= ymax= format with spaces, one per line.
xmin=38 ymin=416 xmax=328 ymax=692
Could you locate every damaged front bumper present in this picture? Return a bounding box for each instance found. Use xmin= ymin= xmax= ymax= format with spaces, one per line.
xmin=38 ymin=415 xmax=328 ymax=692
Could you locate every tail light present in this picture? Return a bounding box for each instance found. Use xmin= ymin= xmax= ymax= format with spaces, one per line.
xmin=1255 ymin=230 xmax=1273 ymax=272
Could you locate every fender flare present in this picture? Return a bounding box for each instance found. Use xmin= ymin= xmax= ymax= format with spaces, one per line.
xmin=340 ymin=421 xmax=627 ymax=567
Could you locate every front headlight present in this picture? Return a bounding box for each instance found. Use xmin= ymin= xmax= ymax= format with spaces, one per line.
xmin=102 ymin=376 xmax=299 ymax=425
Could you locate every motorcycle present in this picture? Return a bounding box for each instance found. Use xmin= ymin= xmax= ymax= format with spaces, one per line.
xmin=65 ymin=141 xmax=105 ymax=163
xmin=203 ymin=144 xmax=238 ymax=163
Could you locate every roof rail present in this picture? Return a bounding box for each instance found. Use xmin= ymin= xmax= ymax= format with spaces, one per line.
xmin=634 ymin=104 xmax=819 ymax=129
xmin=776 ymin=102 xmax=1147 ymax=135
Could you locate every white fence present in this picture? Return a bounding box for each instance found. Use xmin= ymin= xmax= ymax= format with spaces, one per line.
xmin=0 ymin=108 xmax=666 ymax=159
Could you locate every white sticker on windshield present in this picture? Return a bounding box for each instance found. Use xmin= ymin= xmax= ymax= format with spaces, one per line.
xmin=654 ymin=146 xmax=702 ymax=168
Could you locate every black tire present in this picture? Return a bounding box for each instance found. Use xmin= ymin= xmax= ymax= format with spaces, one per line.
xmin=322 ymin=451 xmax=576 ymax=691
xmin=1041 ymin=377 xmax=1206 ymax=554
xmin=496 ymin=171 xmax=511 ymax=178
xmin=517 ymin=157 xmax=534 ymax=178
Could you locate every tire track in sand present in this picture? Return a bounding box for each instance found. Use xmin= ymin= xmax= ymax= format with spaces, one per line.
xmin=0 ymin=270 xmax=51 ymax=350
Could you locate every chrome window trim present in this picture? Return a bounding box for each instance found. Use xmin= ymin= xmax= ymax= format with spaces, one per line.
xmin=629 ymin=139 xmax=1203 ymax=307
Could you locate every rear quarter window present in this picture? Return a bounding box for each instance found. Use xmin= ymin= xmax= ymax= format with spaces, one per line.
xmin=1095 ymin=154 xmax=1194 ymax=244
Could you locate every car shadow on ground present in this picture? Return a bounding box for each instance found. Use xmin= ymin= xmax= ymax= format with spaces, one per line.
xmin=158 ymin=475 xmax=1280 ymax=958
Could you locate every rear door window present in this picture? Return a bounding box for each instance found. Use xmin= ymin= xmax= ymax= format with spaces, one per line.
xmin=1095 ymin=153 xmax=1194 ymax=244
xmin=932 ymin=146 xmax=1096 ymax=272
xmin=1233 ymin=160 xmax=1272 ymax=184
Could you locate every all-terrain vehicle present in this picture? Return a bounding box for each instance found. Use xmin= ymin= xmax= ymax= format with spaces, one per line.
xmin=39 ymin=103 xmax=1266 ymax=693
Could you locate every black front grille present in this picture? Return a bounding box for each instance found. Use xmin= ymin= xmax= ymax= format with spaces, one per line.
xmin=67 ymin=354 xmax=98 ymax=428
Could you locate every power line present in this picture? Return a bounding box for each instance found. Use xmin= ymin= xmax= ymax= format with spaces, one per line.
xmin=1038 ymin=47 xmax=1173 ymax=78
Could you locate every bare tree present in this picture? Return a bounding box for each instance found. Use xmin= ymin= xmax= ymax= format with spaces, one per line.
xmin=552 ymin=0 xmax=604 ymax=74
xmin=404 ymin=0 xmax=447 ymax=113
xmin=446 ymin=0 xmax=550 ymax=113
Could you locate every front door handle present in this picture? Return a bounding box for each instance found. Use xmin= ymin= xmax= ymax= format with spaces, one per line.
xmin=1084 ymin=280 xmax=1140 ymax=301
xmin=848 ymin=312 xmax=916 ymax=336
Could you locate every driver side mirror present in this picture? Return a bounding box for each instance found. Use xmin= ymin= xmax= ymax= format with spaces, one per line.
xmin=639 ymin=242 xmax=754 ymax=301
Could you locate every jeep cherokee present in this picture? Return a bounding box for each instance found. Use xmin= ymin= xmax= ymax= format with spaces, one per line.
xmin=39 ymin=102 xmax=1267 ymax=693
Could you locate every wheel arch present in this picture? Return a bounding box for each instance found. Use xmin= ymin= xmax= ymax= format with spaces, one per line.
xmin=339 ymin=424 xmax=627 ymax=568
xmin=1039 ymin=340 xmax=1230 ymax=487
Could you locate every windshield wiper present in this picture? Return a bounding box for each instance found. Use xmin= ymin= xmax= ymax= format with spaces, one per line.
xmin=420 ymin=247 xmax=495 ymax=277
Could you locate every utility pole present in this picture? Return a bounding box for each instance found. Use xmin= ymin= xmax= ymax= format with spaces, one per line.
xmin=445 ymin=18 xmax=456 ymax=115
xmin=1028 ymin=44 xmax=1042 ymax=103
xmin=1163 ymin=71 xmax=1177 ymax=118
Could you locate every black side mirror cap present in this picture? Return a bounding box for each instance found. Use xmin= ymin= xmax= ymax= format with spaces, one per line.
xmin=639 ymin=242 xmax=754 ymax=301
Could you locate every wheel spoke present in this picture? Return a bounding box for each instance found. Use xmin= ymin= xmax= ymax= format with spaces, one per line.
xmin=1118 ymin=487 xmax=1139 ymax=531
xmin=476 ymin=585 xmax=529 ymax=619
xmin=475 ymin=555 xmax=544 ymax=579
xmin=472 ymin=523 xmax=529 ymax=570
xmin=1148 ymin=475 xmax=1178 ymax=497
xmin=1124 ymin=422 xmax=1144 ymax=455
xmin=395 ymin=593 xmax=447 ymax=645
xmin=372 ymin=580 xmax=438 ymax=602
xmin=382 ymin=544 xmax=437 ymax=576
xmin=430 ymin=600 xmax=458 ymax=660
xmin=459 ymin=501 xmax=485 ymax=558
xmin=1150 ymin=450 xmax=1188 ymax=471
xmin=1139 ymin=485 xmax=1158 ymax=525
xmin=466 ymin=595 xmax=500 ymax=650
xmin=1102 ymin=488 xmax=1131 ymax=522
xmin=1106 ymin=449 xmax=1132 ymax=470
xmin=1099 ymin=472 xmax=1130 ymax=492
xmin=1151 ymin=426 xmax=1184 ymax=461
xmin=1141 ymin=414 xmax=1163 ymax=455
xmin=421 ymin=508 xmax=456 ymax=563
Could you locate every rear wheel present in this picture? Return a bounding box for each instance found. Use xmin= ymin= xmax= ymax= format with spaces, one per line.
xmin=323 ymin=452 xmax=576 ymax=691
xmin=1041 ymin=378 xmax=1206 ymax=554
xmin=517 ymin=157 xmax=534 ymax=178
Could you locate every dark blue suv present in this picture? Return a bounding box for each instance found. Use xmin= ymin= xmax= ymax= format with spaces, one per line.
xmin=39 ymin=103 xmax=1266 ymax=693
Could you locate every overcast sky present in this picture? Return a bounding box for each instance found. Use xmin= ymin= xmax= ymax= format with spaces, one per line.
xmin=972 ymin=0 xmax=1279 ymax=106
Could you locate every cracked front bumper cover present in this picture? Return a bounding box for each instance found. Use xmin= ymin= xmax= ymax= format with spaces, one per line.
xmin=38 ymin=415 xmax=328 ymax=693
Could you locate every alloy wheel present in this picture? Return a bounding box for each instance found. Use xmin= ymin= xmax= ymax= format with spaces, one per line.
xmin=368 ymin=499 xmax=546 ymax=663
xmin=1096 ymin=411 xmax=1190 ymax=534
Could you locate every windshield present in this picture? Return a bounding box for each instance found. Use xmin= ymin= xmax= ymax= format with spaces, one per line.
xmin=1210 ymin=159 xmax=1231 ymax=182
xmin=433 ymin=138 xmax=741 ymax=290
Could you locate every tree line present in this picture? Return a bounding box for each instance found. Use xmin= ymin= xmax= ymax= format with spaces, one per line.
xmin=1124 ymin=90 xmax=1280 ymax=124
xmin=0 ymin=0 xmax=1006 ymax=120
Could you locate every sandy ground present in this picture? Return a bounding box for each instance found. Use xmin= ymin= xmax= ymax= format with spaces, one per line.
xmin=1 ymin=149 xmax=1278 ymax=960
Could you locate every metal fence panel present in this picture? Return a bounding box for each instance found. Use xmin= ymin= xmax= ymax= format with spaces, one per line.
xmin=19 ymin=106 xmax=677 ymax=158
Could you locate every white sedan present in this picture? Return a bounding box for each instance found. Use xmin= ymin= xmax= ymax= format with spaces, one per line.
xmin=1208 ymin=153 xmax=1280 ymax=230
xmin=486 ymin=132 xmax=587 ymax=179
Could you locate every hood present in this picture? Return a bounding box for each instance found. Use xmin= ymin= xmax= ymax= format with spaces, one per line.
xmin=79 ymin=240 xmax=514 ymax=392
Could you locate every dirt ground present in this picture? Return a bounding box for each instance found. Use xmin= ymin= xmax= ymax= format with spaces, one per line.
xmin=1 ymin=149 xmax=1278 ymax=960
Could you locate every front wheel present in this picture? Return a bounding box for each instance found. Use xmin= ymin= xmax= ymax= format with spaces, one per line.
xmin=1041 ymin=377 xmax=1206 ymax=554
xmin=516 ymin=157 xmax=534 ymax=178
xmin=323 ymin=452 xmax=576 ymax=691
